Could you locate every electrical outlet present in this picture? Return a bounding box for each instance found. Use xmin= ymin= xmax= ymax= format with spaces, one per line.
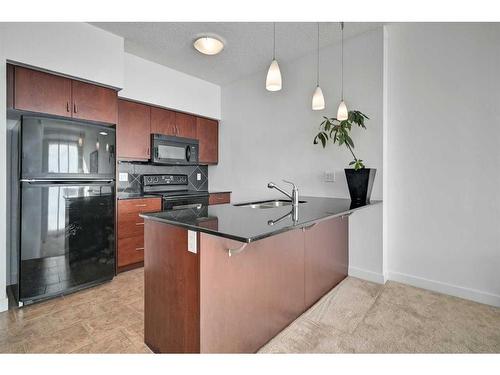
xmin=324 ymin=171 xmax=335 ymax=182
xmin=197 ymin=173 xmax=201 ymax=181
xmin=119 ymin=172 xmax=129 ymax=182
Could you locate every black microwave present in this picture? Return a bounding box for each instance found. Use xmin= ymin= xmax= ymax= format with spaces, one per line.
xmin=151 ymin=134 xmax=199 ymax=165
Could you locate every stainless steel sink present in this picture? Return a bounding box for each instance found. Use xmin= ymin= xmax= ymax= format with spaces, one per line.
xmin=234 ymin=199 xmax=307 ymax=209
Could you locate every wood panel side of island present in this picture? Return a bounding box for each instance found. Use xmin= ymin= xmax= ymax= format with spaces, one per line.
xmin=199 ymin=229 xmax=305 ymax=353
xmin=144 ymin=220 xmax=200 ymax=353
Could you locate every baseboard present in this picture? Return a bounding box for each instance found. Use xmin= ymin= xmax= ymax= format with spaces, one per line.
xmin=348 ymin=266 xmax=386 ymax=284
xmin=387 ymin=271 xmax=500 ymax=308
xmin=0 ymin=296 xmax=8 ymax=312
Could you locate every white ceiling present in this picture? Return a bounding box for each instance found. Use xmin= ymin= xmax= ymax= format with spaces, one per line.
xmin=91 ymin=22 xmax=382 ymax=86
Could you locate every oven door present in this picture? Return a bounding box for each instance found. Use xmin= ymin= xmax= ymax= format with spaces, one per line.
xmin=163 ymin=195 xmax=209 ymax=218
xmin=152 ymin=136 xmax=198 ymax=165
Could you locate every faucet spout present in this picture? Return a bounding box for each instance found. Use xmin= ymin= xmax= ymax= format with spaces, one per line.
xmin=267 ymin=180 xmax=299 ymax=206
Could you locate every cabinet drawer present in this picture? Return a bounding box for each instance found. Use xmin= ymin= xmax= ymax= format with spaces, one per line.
xmin=118 ymin=198 xmax=162 ymax=215
xmin=118 ymin=214 xmax=145 ymax=239
xmin=209 ymin=193 xmax=231 ymax=205
xmin=117 ymin=235 xmax=145 ymax=267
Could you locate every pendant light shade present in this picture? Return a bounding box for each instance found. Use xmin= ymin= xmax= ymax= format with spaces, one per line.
xmin=337 ymin=100 xmax=348 ymax=120
xmin=312 ymin=23 xmax=325 ymax=110
xmin=266 ymin=23 xmax=282 ymax=92
xmin=266 ymin=59 xmax=282 ymax=91
xmin=337 ymin=22 xmax=349 ymax=120
xmin=312 ymin=86 xmax=325 ymax=110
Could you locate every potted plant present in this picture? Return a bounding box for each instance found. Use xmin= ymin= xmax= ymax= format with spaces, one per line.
xmin=313 ymin=110 xmax=376 ymax=206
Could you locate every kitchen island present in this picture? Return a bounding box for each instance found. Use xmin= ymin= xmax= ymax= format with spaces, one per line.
xmin=140 ymin=196 xmax=380 ymax=353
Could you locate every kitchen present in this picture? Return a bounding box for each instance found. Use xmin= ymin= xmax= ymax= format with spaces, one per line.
xmin=0 ymin=11 xmax=499 ymax=367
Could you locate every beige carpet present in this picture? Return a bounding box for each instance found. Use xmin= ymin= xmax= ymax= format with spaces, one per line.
xmin=259 ymin=277 xmax=500 ymax=353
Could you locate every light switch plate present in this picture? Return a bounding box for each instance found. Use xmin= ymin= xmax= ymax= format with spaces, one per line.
xmin=188 ymin=230 xmax=197 ymax=254
xmin=197 ymin=173 xmax=201 ymax=181
xmin=119 ymin=172 xmax=129 ymax=182
xmin=324 ymin=171 xmax=335 ymax=182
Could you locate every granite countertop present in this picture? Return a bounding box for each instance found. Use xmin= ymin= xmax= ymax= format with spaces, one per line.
xmin=140 ymin=196 xmax=381 ymax=243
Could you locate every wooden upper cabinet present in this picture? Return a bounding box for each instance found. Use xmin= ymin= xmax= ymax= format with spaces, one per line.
xmin=117 ymin=99 xmax=151 ymax=160
xmin=175 ymin=112 xmax=197 ymax=139
xmin=13 ymin=66 xmax=72 ymax=117
xmin=72 ymin=80 xmax=118 ymax=124
xmin=150 ymin=107 xmax=176 ymax=136
xmin=196 ymin=117 xmax=219 ymax=165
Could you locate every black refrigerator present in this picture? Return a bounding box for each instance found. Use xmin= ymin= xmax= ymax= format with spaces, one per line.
xmin=17 ymin=116 xmax=116 ymax=305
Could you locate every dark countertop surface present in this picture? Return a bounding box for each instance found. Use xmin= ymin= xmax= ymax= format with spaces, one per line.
xmin=117 ymin=190 xmax=231 ymax=200
xmin=140 ymin=196 xmax=381 ymax=243
xmin=116 ymin=193 xmax=160 ymax=200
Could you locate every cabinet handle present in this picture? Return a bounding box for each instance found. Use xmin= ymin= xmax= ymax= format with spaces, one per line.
xmin=135 ymin=222 xmax=145 ymax=226
xmin=66 ymin=102 xmax=70 ymax=112
xmin=135 ymin=204 xmax=147 ymax=207
xmin=135 ymin=247 xmax=144 ymax=251
xmin=73 ymin=103 xmax=78 ymax=113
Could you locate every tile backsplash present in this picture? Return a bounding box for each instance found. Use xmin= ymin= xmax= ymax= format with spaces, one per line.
xmin=117 ymin=162 xmax=208 ymax=195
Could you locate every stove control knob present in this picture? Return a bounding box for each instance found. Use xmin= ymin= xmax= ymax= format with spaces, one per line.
xmin=153 ymin=177 xmax=159 ymax=183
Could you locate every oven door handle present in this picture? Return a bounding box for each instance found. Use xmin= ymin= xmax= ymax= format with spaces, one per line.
xmin=172 ymin=203 xmax=203 ymax=210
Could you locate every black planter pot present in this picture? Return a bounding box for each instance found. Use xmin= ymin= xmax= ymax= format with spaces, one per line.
xmin=345 ymin=168 xmax=376 ymax=207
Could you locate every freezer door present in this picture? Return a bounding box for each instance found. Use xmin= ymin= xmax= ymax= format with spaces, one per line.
xmin=21 ymin=116 xmax=115 ymax=179
xmin=19 ymin=181 xmax=115 ymax=303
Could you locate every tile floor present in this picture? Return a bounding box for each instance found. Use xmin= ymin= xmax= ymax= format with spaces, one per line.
xmin=1 ymin=268 xmax=499 ymax=353
xmin=0 ymin=268 xmax=149 ymax=353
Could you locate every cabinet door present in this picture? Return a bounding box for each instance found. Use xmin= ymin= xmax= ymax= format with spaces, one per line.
xmin=175 ymin=112 xmax=197 ymax=138
xmin=72 ymin=80 xmax=118 ymax=124
xmin=196 ymin=117 xmax=218 ymax=165
xmin=117 ymin=99 xmax=151 ymax=160
xmin=304 ymin=216 xmax=348 ymax=308
xmin=14 ymin=66 xmax=72 ymax=117
xmin=150 ymin=107 xmax=177 ymax=136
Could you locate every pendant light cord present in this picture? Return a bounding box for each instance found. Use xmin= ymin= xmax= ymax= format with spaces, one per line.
xmin=316 ymin=23 xmax=320 ymax=86
xmin=340 ymin=21 xmax=344 ymax=101
xmin=273 ymin=22 xmax=276 ymax=60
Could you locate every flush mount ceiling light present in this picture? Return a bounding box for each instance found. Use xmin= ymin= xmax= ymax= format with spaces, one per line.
xmin=337 ymin=22 xmax=348 ymax=121
xmin=266 ymin=22 xmax=282 ymax=91
xmin=312 ymin=22 xmax=325 ymax=111
xmin=193 ymin=36 xmax=224 ymax=55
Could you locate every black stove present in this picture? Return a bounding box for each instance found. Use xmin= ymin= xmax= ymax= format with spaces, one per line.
xmin=142 ymin=174 xmax=209 ymax=212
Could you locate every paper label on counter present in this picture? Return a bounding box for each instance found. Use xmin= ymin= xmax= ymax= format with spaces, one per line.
xmin=188 ymin=230 xmax=197 ymax=254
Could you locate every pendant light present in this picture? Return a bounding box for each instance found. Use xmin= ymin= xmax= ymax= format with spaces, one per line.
xmin=312 ymin=22 xmax=325 ymax=110
xmin=266 ymin=22 xmax=282 ymax=91
xmin=337 ymin=22 xmax=348 ymax=121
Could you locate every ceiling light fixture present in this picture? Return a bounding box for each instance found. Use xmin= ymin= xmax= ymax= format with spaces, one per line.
xmin=193 ymin=36 xmax=224 ymax=55
xmin=312 ymin=22 xmax=325 ymax=111
xmin=337 ymin=22 xmax=348 ymax=121
xmin=266 ymin=22 xmax=282 ymax=91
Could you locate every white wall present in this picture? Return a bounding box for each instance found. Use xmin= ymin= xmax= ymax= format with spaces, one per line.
xmin=211 ymin=28 xmax=384 ymax=282
xmin=385 ymin=23 xmax=500 ymax=306
xmin=120 ymin=53 xmax=221 ymax=119
xmin=0 ymin=23 xmax=124 ymax=88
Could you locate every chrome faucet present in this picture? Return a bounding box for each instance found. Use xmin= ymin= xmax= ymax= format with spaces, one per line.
xmin=267 ymin=180 xmax=299 ymax=206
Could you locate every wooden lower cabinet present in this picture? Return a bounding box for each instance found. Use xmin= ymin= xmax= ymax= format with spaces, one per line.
xmin=117 ymin=197 xmax=161 ymax=272
xmin=208 ymin=192 xmax=231 ymax=205
xmin=304 ymin=216 xmax=349 ymax=308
